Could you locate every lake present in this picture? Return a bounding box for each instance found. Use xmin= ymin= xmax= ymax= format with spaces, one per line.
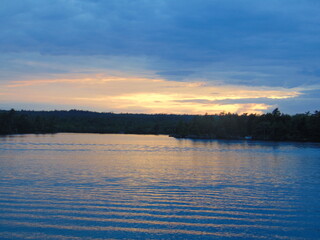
xmin=0 ymin=133 xmax=319 ymax=239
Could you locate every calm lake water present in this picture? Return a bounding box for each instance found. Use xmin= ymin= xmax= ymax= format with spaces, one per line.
xmin=0 ymin=133 xmax=320 ymax=239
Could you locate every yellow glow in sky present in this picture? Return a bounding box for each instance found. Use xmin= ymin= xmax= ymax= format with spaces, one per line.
xmin=0 ymin=75 xmax=301 ymax=114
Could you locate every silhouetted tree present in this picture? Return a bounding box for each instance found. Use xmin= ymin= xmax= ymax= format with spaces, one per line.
xmin=0 ymin=108 xmax=319 ymax=142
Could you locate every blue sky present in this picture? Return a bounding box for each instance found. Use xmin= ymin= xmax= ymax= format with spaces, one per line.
xmin=0 ymin=0 xmax=319 ymax=114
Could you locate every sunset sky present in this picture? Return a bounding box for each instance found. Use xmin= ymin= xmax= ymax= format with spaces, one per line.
xmin=1 ymin=0 xmax=319 ymax=114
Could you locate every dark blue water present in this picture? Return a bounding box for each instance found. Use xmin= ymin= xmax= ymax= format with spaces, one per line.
xmin=0 ymin=133 xmax=320 ymax=239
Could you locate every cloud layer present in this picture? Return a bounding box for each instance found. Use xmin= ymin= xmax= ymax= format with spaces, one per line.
xmin=1 ymin=0 xmax=320 ymax=113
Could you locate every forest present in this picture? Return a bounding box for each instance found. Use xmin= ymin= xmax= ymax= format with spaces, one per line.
xmin=0 ymin=108 xmax=319 ymax=142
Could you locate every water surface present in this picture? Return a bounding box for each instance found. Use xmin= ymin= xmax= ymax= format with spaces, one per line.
xmin=0 ymin=133 xmax=320 ymax=239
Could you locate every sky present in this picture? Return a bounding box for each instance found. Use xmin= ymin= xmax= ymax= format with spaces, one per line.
xmin=0 ymin=0 xmax=319 ymax=114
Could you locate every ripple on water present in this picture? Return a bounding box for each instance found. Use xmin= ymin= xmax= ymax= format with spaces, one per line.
xmin=0 ymin=134 xmax=319 ymax=239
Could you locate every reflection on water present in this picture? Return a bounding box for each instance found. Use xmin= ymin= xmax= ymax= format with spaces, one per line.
xmin=0 ymin=133 xmax=320 ymax=239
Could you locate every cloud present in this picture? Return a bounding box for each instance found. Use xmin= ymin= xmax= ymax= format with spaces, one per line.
xmin=1 ymin=1 xmax=319 ymax=59
xmin=156 ymin=71 xmax=195 ymax=77
xmin=0 ymin=75 xmax=302 ymax=114
xmin=0 ymin=0 xmax=320 ymax=112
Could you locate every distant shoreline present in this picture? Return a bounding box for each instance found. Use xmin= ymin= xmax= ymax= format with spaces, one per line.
xmin=1 ymin=131 xmax=319 ymax=144
xmin=1 ymin=109 xmax=319 ymax=142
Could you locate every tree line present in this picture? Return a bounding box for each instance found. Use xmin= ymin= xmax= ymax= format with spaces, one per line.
xmin=0 ymin=108 xmax=319 ymax=142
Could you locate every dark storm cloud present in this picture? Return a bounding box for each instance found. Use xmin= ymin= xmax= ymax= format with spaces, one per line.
xmin=1 ymin=0 xmax=320 ymax=111
xmin=1 ymin=0 xmax=319 ymax=59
